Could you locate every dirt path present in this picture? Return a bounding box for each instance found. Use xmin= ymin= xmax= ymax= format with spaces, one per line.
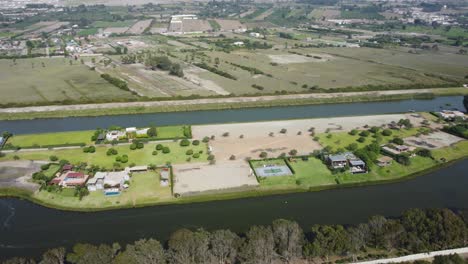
xmin=354 ymin=247 xmax=468 ymax=264
xmin=0 ymin=88 xmax=459 ymax=114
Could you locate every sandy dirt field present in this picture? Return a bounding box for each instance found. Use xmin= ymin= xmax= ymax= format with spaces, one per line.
xmin=209 ymin=135 xmax=321 ymax=161
xmin=268 ymin=54 xmax=331 ymax=64
xmin=192 ymin=114 xmax=409 ymax=139
xmin=404 ymin=131 xmax=464 ymax=149
xmin=173 ymin=161 xmax=258 ymax=194
xmin=0 ymin=160 xmax=43 ymax=191
xmin=126 ymin=19 xmax=153 ymax=34
xmin=104 ymin=27 xmax=129 ymax=34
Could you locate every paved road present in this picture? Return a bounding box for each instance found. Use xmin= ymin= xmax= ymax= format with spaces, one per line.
xmin=354 ymin=247 xmax=468 ymax=264
xmin=0 ymin=88 xmax=459 ymax=114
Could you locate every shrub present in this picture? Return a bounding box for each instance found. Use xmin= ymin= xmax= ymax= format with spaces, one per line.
xmin=357 ymin=137 xmax=366 ymax=143
xmin=417 ymin=148 xmax=432 ymax=158
xmin=393 ymin=137 xmax=404 ymax=145
xmin=152 ymin=151 xmax=158 ymax=156
xmin=202 ymin=137 xmax=210 ymax=143
xmin=156 ymin=144 xmax=163 ymax=150
xmin=186 ymin=149 xmax=194 ymax=155
xmin=382 ymin=129 xmax=393 ymax=136
xmin=289 ymin=149 xmax=298 ymax=156
xmin=136 ymin=142 xmax=144 ymax=149
xmin=259 ymin=152 xmax=268 ymax=158
xmin=207 ymin=154 xmax=215 ymax=160
xmin=280 ymin=128 xmax=287 ymax=134
xmin=107 ymin=148 xmax=118 ymax=156
xmin=147 ymin=127 xmax=157 ymax=137
xmin=180 ymin=139 xmax=190 ymax=147
xmin=193 ymin=153 xmax=200 ymax=158
xmin=13 ymin=155 xmax=20 ymax=160
xmin=162 ymin=147 xmax=170 ymax=154
xmin=222 ymin=132 xmax=229 ymax=137
xmin=349 ymin=129 xmax=358 ymax=135
xmin=49 ymin=155 xmax=58 ymax=161
xmin=346 ymin=143 xmax=358 ymax=151
xmin=116 ymin=156 xmax=122 ymax=162
xmin=229 ymin=155 xmax=236 ymax=160
xmin=130 ymin=143 xmax=137 ymax=150
xmin=359 ymin=131 xmax=370 ymax=137
xmin=369 ymin=126 xmax=380 ymax=133
xmin=192 ymin=140 xmax=200 ymax=146
xmin=120 ymin=155 xmax=128 ymax=163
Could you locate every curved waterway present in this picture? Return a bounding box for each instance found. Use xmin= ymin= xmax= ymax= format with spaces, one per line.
xmin=0 ymin=159 xmax=467 ymax=260
xmin=0 ymin=96 xmax=464 ymax=134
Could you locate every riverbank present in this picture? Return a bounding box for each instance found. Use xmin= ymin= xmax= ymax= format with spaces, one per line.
xmin=0 ymin=156 xmax=466 ymax=212
xmin=1 ymin=109 xmax=466 ymax=212
xmin=0 ymin=87 xmax=466 ymax=120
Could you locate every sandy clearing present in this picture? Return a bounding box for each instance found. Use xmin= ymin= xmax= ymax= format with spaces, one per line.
xmin=104 ymin=27 xmax=129 ymax=34
xmin=126 ymin=19 xmax=153 ymax=34
xmin=192 ymin=114 xmax=408 ymax=139
xmin=210 ymin=135 xmax=321 ymax=161
xmin=404 ymin=131 xmax=464 ymax=149
xmin=184 ymin=67 xmax=230 ymax=95
xmin=173 ymin=161 xmax=258 ymax=194
xmin=268 ymin=54 xmax=327 ymax=64
xmin=0 ymin=160 xmax=44 ymax=191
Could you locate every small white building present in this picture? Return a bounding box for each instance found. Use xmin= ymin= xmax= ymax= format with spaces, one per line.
xmin=125 ymin=127 xmax=137 ymax=133
xmin=87 ymin=171 xmax=130 ymax=191
xmin=87 ymin=172 xmax=105 ymax=191
xmin=439 ymin=110 xmax=466 ymax=121
xmin=233 ymin=41 xmax=244 ymax=46
xmin=106 ymin=130 xmax=126 ymax=141
xmin=249 ymin=32 xmax=262 ymax=38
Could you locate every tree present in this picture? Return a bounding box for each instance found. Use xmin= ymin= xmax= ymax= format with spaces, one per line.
xmin=272 ymin=219 xmax=304 ymax=262
xmin=167 ymin=229 xmax=213 ymax=264
xmin=289 ymin=149 xmax=298 ymax=156
xmin=67 ymin=243 xmax=119 ymax=264
xmin=147 ymin=127 xmax=157 ymax=137
xmin=180 ymin=139 xmax=190 ymax=147
xmin=49 ymin=155 xmax=58 ymax=162
xmin=382 ymin=129 xmax=392 ymax=136
xmin=240 ymin=225 xmax=276 ymax=264
xmin=393 ymin=137 xmax=404 ymax=145
xmin=115 ymin=239 xmax=165 ymax=264
xmin=259 ymin=152 xmax=268 ymax=158
xmin=210 ymin=229 xmax=241 ymax=264
xmin=304 ymin=225 xmax=349 ymax=261
xmin=39 ymin=247 xmax=66 ymax=264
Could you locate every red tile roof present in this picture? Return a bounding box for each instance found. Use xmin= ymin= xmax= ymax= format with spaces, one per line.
xmin=66 ymin=172 xmax=85 ymax=178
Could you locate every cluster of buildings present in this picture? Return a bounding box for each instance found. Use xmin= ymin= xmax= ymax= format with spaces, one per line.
xmin=437 ymin=110 xmax=466 ymax=121
xmin=102 ymin=127 xmax=150 ymax=142
xmin=48 ymin=164 xmax=170 ymax=196
xmin=327 ymin=152 xmax=367 ymax=174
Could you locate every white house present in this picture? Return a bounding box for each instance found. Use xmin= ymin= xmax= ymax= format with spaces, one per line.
xmin=106 ymin=130 xmax=126 ymax=141
xmin=87 ymin=172 xmax=105 ymax=191
xmin=0 ymin=136 xmax=4 ymax=145
xmin=125 ymin=127 xmax=137 ymax=133
xmin=104 ymin=171 xmax=130 ymax=187
xmin=249 ymin=32 xmax=262 ymax=38
xmin=233 ymin=41 xmax=244 ymax=46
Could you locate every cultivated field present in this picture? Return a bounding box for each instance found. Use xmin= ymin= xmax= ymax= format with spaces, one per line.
xmin=0 ymin=58 xmax=136 ymax=105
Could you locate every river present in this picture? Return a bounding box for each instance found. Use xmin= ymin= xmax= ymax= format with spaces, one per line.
xmin=0 ymin=159 xmax=466 ymax=260
xmin=0 ymin=96 xmax=463 ymax=134
xmin=0 ymin=96 xmax=466 ymax=260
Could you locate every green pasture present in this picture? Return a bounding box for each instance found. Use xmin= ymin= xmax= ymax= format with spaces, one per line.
xmin=8 ymin=131 xmax=94 ymax=148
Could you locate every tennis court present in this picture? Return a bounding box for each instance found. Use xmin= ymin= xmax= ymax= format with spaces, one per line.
xmin=255 ymin=165 xmax=293 ymax=177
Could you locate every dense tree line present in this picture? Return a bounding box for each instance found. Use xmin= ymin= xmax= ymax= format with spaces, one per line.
xmin=100 ymin=74 xmax=130 ymax=92
xmin=3 ymin=208 xmax=467 ymax=264
xmin=145 ymin=54 xmax=184 ymax=77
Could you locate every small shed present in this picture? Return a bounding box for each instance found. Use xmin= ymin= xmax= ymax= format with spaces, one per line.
xmin=377 ymin=156 xmax=393 ymax=167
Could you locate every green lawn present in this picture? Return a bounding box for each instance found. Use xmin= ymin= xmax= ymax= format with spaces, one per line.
xmin=0 ymin=141 xmax=208 ymax=169
xmin=42 ymin=164 xmax=61 ymax=178
xmin=91 ymin=20 xmax=136 ymax=28
xmin=432 ymin=141 xmax=468 ymax=161
xmin=316 ymin=127 xmax=426 ymax=152
xmin=8 ymin=131 xmax=94 ymax=148
xmin=33 ymin=170 xmax=173 ymax=209
xmin=257 ymin=157 xmax=336 ymax=188
xmin=156 ymin=126 xmax=188 ymax=139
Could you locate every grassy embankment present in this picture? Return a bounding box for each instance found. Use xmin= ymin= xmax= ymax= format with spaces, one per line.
xmin=1 ymin=87 xmax=467 ymax=121
xmin=5 ymin=126 xmax=187 ymax=149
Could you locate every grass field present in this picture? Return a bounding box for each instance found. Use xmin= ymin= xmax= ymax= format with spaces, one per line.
xmin=91 ymin=20 xmax=136 ymax=28
xmin=177 ymin=46 xmax=460 ymax=95
xmin=315 ymin=127 xmax=426 ymax=152
xmin=8 ymin=131 xmax=94 ymax=148
xmin=0 ymin=58 xmax=137 ymax=105
xmin=0 ymin=141 xmax=208 ymax=168
xmin=33 ymin=170 xmax=172 ymax=209
xmin=258 ymin=157 xmax=336 ymax=188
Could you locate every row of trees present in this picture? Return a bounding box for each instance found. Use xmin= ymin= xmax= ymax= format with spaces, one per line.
xmin=4 ymin=208 xmax=467 ymax=264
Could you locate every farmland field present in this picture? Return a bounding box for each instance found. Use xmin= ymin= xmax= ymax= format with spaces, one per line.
xmin=7 ymin=131 xmax=94 ymax=148
xmin=0 ymin=58 xmax=137 ymax=105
